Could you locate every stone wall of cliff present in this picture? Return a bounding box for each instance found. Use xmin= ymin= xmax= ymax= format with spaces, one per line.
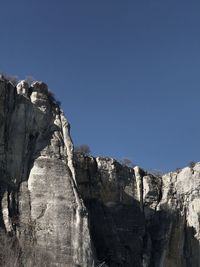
xmin=74 ymin=154 xmax=200 ymax=267
xmin=0 ymin=77 xmax=200 ymax=267
xmin=0 ymin=78 xmax=94 ymax=267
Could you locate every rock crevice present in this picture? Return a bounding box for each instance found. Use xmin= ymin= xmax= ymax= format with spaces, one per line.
xmin=0 ymin=79 xmax=94 ymax=267
xmin=0 ymin=77 xmax=200 ymax=267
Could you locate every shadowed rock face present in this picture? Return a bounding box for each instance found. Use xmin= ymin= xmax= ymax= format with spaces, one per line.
xmin=0 ymin=77 xmax=200 ymax=267
xmin=0 ymin=79 xmax=94 ymax=267
xmin=75 ymin=155 xmax=200 ymax=267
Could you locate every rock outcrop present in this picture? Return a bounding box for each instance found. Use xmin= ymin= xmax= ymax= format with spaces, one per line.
xmin=0 ymin=78 xmax=94 ymax=267
xmin=0 ymin=76 xmax=199 ymax=267
xmin=75 ymin=155 xmax=200 ymax=267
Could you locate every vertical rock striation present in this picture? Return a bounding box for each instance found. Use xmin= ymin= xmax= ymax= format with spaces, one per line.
xmin=74 ymin=154 xmax=200 ymax=267
xmin=74 ymin=155 xmax=146 ymax=266
xmin=0 ymin=76 xmax=200 ymax=267
xmin=0 ymin=78 xmax=94 ymax=267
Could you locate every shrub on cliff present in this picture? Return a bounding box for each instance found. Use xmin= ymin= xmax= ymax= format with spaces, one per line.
xmin=119 ymin=158 xmax=135 ymax=167
xmin=188 ymin=161 xmax=196 ymax=168
xmin=0 ymin=73 xmax=18 ymax=86
xmin=74 ymin=144 xmax=91 ymax=156
xmin=48 ymin=90 xmax=61 ymax=107
xmin=148 ymin=169 xmax=163 ymax=177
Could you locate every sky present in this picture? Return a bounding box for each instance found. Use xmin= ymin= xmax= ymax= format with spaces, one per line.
xmin=0 ymin=0 xmax=200 ymax=172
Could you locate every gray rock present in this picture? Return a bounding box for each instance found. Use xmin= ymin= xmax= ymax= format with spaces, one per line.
xmin=75 ymin=154 xmax=200 ymax=266
xmin=0 ymin=78 xmax=200 ymax=267
xmin=0 ymin=80 xmax=94 ymax=267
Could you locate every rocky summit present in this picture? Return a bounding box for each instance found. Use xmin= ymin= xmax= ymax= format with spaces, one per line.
xmin=0 ymin=76 xmax=200 ymax=267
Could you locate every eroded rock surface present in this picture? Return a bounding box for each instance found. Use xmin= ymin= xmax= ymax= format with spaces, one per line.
xmin=75 ymin=154 xmax=200 ymax=267
xmin=0 ymin=77 xmax=200 ymax=267
xmin=0 ymin=78 xmax=94 ymax=267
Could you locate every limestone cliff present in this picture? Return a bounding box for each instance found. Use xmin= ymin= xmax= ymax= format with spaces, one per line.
xmin=0 ymin=77 xmax=200 ymax=267
xmin=75 ymin=155 xmax=200 ymax=267
xmin=0 ymin=77 xmax=94 ymax=267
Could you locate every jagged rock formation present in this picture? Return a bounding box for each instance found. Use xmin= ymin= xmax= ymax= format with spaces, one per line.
xmin=75 ymin=156 xmax=200 ymax=267
xmin=0 ymin=77 xmax=94 ymax=267
xmin=0 ymin=76 xmax=200 ymax=267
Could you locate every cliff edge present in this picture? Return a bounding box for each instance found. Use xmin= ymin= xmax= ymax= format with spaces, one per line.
xmin=0 ymin=77 xmax=199 ymax=267
xmin=0 ymin=78 xmax=94 ymax=267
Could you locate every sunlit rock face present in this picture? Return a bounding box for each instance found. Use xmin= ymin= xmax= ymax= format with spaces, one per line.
xmin=74 ymin=156 xmax=200 ymax=267
xmin=0 ymin=76 xmax=200 ymax=267
xmin=153 ymin=164 xmax=200 ymax=267
xmin=0 ymin=78 xmax=94 ymax=267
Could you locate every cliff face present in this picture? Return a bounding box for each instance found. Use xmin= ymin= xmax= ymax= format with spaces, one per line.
xmin=0 ymin=78 xmax=94 ymax=267
xmin=0 ymin=77 xmax=200 ymax=267
xmin=75 ymin=156 xmax=200 ymax=267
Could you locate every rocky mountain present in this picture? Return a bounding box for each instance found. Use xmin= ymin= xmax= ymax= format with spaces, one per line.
xmin=0 ymin=76 xmax=199 ymax=267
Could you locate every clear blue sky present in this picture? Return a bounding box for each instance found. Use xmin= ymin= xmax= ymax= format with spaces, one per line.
xmin=0 ymin=0 xmax=200 ymax=172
